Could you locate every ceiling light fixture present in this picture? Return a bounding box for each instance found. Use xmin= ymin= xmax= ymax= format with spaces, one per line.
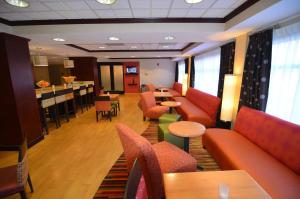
xmin=108 ymin=36 xmax=119 ymax=41
xmin=99 ymin=46 xmax=106 ymax=49
xmin=131 ymin=56 xmax=136 ymax=58
xmin=185 ymin=0 xmax=203 ymax=4
xmin=163 ymin=45 xmax=169 ymax=48
xmin=5 ymin=0 xmax=29 ymax=8
xmin=131 ymin=46 xmax=137 ymax=49
xmin=164 ymin=35 xmax=175 ymax=40
xmin=53 ymin=38 xmax=65 ymax=42
xmin=95 ymin=0 xmax=117 ymax=5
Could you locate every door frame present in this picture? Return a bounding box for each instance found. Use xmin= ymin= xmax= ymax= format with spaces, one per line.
xmin=98 ymin=62 xmax=125 ymax=94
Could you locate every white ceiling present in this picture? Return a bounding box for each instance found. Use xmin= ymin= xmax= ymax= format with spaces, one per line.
xmin=1 ymin=0 xmax=300 ymax=61
xmin=0 ymin=0 xmax=246 ymax=20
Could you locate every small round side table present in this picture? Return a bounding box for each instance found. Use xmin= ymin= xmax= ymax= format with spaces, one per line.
xmin=161 ymin=101 xmax=181 ymax=113
xmin=168 ymin=121 xmax=206 ymax=153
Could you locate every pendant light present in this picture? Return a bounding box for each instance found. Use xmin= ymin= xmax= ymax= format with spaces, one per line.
xmin=64 ymin=59 xmax=74 ymax=68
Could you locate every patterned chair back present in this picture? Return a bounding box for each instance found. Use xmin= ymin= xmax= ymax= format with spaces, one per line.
xmin=17 ymin=140 xmax=29 ymax=186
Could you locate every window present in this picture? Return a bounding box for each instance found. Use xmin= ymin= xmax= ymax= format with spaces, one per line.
xmin=266 ymin=22 xmax=300 ymax=125
xmin=194 ymin=48 xmax=221 ymax=96
xmin=177 ymin=61 xmax=185 ymax=83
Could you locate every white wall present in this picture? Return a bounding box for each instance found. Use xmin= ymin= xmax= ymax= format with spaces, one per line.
xmin=139 ymin=59 xmax=175 ymax=88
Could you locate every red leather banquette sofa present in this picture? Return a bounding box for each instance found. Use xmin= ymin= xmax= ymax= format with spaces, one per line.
xmin=168 ymin=82 xmax=182 ymax=97
xmin=203 ymin=106 xmax=300 ymax=199
xmin=173 ymin=88 xmax=221 ymax=127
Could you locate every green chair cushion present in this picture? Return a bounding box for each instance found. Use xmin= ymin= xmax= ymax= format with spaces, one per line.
xmin=158 ymin=123 xmax=184 ymax=149
xmin=159 ymin=113 xmax=181 ymax=124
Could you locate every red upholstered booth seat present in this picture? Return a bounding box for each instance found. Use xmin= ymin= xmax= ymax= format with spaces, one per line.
xmin=174 ymin=88 xmax=221 ymax=127
xmin=168 ymin=82 xmax=182 ymax=97
xmin=202 ymin=106 xmax=300 ymax=199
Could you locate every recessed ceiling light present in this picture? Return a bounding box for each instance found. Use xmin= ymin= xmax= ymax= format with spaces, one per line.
xmin=5 ymin=0 xmax=29 ymax=8
xmin=163 ymin=45 xmax=169 ymax=48
xmin=185 ymin=0 xmax=203 ymax=4
xmin=131 ymin=56 xmax=136 ymax=58
xmin=99 ymin=46 xmax=106 ymax=49
xmin=131 ymin=46 xmax=137 ymax=49
xmin=164 ymin=35 xmax=175 ymax=40
xmin=53 ymin=38 xmax=65 ymax=42
xmin=108 ymin=36 xmax=119 ymax=41
xmin=105 ymin=55 xmax=110 ymax=58
xmin=96 ymin=0 xmax=117 ymax=5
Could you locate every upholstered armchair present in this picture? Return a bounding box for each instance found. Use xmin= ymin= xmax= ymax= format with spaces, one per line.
xmin=140 ymin=92 xmax=168 ymax=121
xmin=116 ymin=123 xmax=197 ymax=199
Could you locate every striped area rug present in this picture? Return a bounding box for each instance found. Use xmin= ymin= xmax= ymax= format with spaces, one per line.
xmin=93 ymin=122 xmax=220 ymax=198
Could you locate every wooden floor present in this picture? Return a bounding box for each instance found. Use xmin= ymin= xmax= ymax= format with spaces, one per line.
xmin=0 ymin=94 xmax=149 ymax=199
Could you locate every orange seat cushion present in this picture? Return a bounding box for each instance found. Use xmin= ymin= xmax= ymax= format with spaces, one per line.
xmin=152 ymin=141 xmax=197 ymax=173
xmin=203 ymin=129 xmax=300 ymax=199
xmin=168 ymin=89 xmax=181 ymax=97
xmin=172 ymin=82 xmax=182 ymax=94
xmin=174 ymin=97 xmax=214 ymax=127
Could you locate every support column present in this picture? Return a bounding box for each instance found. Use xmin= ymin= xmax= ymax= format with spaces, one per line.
xmin=0 ymin=33 xmax=43 ymax=147
xmin=70 ymin=57 xmax=100 ymax=94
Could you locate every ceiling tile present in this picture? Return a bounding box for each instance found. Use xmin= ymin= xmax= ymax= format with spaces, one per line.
xmin=129 ymin=0 xmax=151 ymax=9
xmin=111 ymin=0 xmax=130 ymax=9
xmin=152 ymin=0 xmax=172 ymax=9
xmin=76 ymin=10 xmax=97 ymax=18
xmin=113 ymin=9 xmax=133 ymax=18
xmin=202 ymin=8 xmax=232 ymax=17
xmin=212 ymin=0 xmax=238 ymax=9
xmin=230 ymin=0 xmax=246 ymax=8
xmin=43 ymin=2 xmax=72 ymax=11
xmin=85 ymin=0 xmax=112 ymax=9
xmin=64 ymin=1 xmax=90 ymax=10
xmin=186 ymin=9 xmax=206 ymax=17
xmin=151 ymin=9 xmax=168 ymax=18
xmin=0 ymin=12 xmax=27 ymax=20
xmin=171 ymin=0 xmax=191 ymax=9
xmin=56 ymin=10 xmax=79 ymax=19
xmin=94 ymin=9 xmax=115 ymax=18
xmin=191 ymin=0 xmax=216 ymax=8
xmin=168 ymin=9 xmax=189 ymax=18
xmin=23 ymin=11 xmax=63 ymax=20
xmin=133 ymin=9 xmax=151 ymax=18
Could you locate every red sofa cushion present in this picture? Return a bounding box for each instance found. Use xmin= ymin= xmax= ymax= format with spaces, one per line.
xmin=173 ymin=82 xmax=182 ymax=94
xmin=185 ymin=88 xmax=221 ymax=122
xmin=234 ymin=106 xmax=300 ymax=175
xmin=174 ymin=97 xmax=214 ymax=127
xmin=203 ymin=129 xmax=300 ymax=199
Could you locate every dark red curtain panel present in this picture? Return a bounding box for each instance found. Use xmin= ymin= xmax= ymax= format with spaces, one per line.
xmin=190 ymin=56 xmax=195 ymax=88
xmin=217 ymin=41 xmax=236 ymax=99
xmin=239 ymin=29 xmax=273 ymax=111
xmin=175 ymin=62 xmax=178 ymax=82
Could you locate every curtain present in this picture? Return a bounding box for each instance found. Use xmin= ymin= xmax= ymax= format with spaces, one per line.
xmin=184 ymin=58 xmax=189 ymax=73
xmin=266 ymin=22 xmax=300 ymax=124
xmin=239 ymin=29 xmax=273 ymax=111
xmin=194 ymin=48 xmax=221 ymax=96
xmin=190 ymin=56 xmax=195 ymax=87
xmin=217 ymin=42 xmax=235 ymax=98
xmin=178 ymin=61 xmax=185 ymax=83
xmin=175 ymin=62 xmax=178 ymax=82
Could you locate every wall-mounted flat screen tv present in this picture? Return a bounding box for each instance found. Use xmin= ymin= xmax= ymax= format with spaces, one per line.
xmin=126 ymin=67 xmax=137 ymax=74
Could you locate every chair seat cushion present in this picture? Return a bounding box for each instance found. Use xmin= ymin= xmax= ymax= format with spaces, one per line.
xmin=0 ymin=165 xmax=23 ymax=197
xmin=152 ymin=141 xmax=197 ymax=173
xmin=202 ymin=129 xmax=300 ymax=199
xmin=174 ymin=97 xmax=213 ymax=127
xmin=145 ymin=106 xmax=168 ymax=119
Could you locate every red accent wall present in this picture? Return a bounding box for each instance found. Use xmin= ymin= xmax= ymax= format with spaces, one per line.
xmin=123 ymin=62 xmax=140 ymax=93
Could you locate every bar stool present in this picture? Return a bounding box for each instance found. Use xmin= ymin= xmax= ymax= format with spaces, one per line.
xmin=54 ymin=89 xmax=69 ymax=125
xmin=87 ymin=84 xmax=94 ymax=108
xmin=65 ymin=88 xmax=77 ymax=117
xmin=40 ymin=92 xmax=59 ymax=134
xmin=75 ymin=86 xmax=88 ymax=113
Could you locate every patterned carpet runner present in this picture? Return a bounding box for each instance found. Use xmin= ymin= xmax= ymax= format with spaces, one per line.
xmin=93 ymin=122 xmax=220 ymax=198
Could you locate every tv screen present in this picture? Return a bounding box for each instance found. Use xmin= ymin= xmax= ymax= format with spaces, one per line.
xmin=126 ymin=67 xmax=137 ymax=74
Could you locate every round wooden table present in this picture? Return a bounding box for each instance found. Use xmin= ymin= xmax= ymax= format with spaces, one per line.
xmin=161 ymin=101 xmax=181 ymax=113
xmin=168 ymin=121 xmax=206 ymax=153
